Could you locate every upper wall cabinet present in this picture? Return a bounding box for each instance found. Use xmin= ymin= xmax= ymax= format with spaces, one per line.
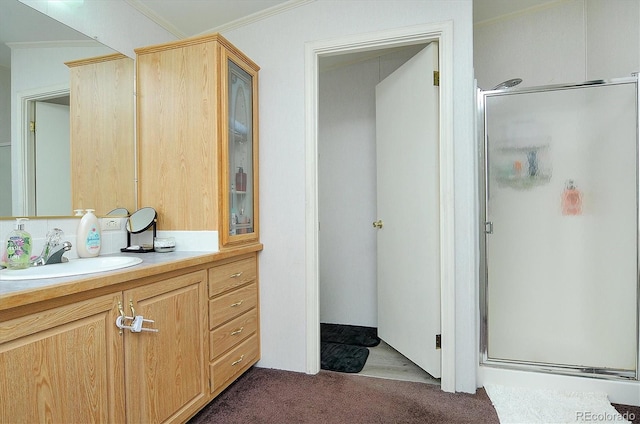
xmin=135 ymin=34 xmax=259 ymax=248
xmin=66 ymin=54 xmax=136 ymax=215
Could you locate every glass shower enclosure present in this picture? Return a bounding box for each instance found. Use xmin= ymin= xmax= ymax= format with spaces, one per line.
xmin=479 ymin=77 xmax=639 ymax=379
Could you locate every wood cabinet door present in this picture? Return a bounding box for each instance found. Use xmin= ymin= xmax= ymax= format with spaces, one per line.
xmin=0 ymin=293 xmax=125 ymax=424
xmin=124 ymin=270 xmax=208 ymax=424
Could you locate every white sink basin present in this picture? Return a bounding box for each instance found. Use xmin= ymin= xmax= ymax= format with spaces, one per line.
xmin=0 ymin=256 xmax=143 ymax=281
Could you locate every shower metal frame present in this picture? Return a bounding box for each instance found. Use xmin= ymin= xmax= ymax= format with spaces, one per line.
xmin=478 ymin=76 xmax=640 ymax=381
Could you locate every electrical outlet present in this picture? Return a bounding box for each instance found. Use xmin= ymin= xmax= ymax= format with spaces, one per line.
xmin=101 ymin=217 xmax=123 ymax=231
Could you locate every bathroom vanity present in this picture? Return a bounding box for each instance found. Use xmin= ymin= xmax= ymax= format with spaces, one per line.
xmin=0 ymin=32 xmax=263 ymax=423
xmin=0 ymin=245 xmax=261 ymax=423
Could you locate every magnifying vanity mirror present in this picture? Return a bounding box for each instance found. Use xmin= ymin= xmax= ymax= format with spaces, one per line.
xmin=1 ymin=0 xmax=135 ymax=218
xmin=122 ymin=207 xmax=158 ymax=253
xmin=106 ymin=208 xmax=130 ymax=217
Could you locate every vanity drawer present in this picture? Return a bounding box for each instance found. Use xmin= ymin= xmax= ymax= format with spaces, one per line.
xmin=208 ymin=283 xmax=257 ymax=329
xmin=208 ymin=257 xmax=256 ymax=297
xmin=210 ymin=308 xmax=258 ymax=360
xmin=211 ymin=334 xmax=259 ymax=392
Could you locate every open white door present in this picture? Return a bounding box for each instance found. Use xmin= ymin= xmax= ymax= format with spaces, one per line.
xmin=375 ymin=42 xmax=440 ymax=378
xmin=34 ymin=101 xmax=71 ymax=216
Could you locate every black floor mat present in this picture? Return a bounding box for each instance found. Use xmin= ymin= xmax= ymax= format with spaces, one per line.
xmin=320 ymin=323 xmax=380 ymax=347
xmin=320 ymin=342 xmax=370 ymax=373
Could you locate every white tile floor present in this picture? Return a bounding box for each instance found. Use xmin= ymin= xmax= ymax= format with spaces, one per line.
xmin=357 ymin=340 xmax=440 ymax=385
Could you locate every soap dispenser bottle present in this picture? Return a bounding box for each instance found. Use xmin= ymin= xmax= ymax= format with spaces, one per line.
xmin=77 ymin=209 xmax=102 ymax=258
xmin=4 ymin=218 xmax=32 ymax=269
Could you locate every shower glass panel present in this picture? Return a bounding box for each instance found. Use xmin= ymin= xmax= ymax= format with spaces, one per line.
xmin=481 ymin=79 xmax=638 ymax=378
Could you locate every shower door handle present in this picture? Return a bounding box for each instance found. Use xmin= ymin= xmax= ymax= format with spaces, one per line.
xmin=484 ymin=221 xmax=493 ymax=234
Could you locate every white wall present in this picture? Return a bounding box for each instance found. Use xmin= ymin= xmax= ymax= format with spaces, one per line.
xmin=224 ymin=0 xmax=476 ymax=392
xmin=318 ymin=46 xmax=425 ymax=328
xmin=474 ymin=0 xmax=640 ymax=89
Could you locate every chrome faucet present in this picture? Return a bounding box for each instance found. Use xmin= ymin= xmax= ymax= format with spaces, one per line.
xmin=31 ymin=228 xmax=73 ymax=266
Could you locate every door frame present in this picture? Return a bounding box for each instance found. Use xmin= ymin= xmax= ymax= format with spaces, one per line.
xmin=304 ymin=21 xmax=456 ymax=392
xmin=14 ymin=84 xmax=69 ymax=215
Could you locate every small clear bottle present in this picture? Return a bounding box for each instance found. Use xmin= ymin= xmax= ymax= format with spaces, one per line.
xmin=4 ymin=218 xmax=32 ymax=269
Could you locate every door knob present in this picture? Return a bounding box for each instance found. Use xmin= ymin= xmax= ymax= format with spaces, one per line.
xmin=372 ymin=220 xmax=383 ymax=229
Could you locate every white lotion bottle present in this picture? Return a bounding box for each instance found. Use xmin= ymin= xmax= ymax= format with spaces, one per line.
xmin=77 ymin=209 xmax=101 ymax=258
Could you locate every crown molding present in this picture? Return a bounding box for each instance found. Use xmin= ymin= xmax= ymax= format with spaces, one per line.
xmin=124 ymin=0 xmax=314 ymax=39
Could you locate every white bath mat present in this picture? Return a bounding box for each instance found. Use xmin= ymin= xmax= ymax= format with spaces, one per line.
xmin=484 ymin=384 xmax=630 ymax=424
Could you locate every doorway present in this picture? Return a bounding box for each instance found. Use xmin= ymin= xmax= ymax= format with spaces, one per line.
xmin=29 ymin=97 xmax=71 ymax=216
xmin=14 ymin=85 xmax=70 ymax=216
xmin=305 ymin=22 xmax=457 ymax=392
xmin=318 ymin=43 xmax=436 ymax=382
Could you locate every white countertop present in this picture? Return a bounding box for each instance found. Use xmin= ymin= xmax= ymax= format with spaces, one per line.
xmin=0 ymin=251 xmax=212 ymax=298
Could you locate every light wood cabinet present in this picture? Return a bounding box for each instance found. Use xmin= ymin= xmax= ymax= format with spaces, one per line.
xmin=125 ymin=270 xmax=208 ymax=423
xmin=0 ymin=293 xmax=125 ymax=423
xmin=135 ymin=34 xmax=259 ymax=248
xmin=66 ymin=53 xmax=136 ymax=215
xmin=208 ymin=253 xmax=260 ymax=395
xmin=0 ymin=268 xmax=208 ymax=424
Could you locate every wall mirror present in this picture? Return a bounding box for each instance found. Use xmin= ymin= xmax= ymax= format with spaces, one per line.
xmin=1 ymin=0 xmax=134 ymax=218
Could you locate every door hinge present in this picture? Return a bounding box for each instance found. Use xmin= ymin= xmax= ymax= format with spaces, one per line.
xmin=485 ymin=221 xmax=493 ymax=234
xmin=30 ymin=121 xmax=36 ymax=132
xmin=435 ymin=334 xmax=441 ymax=349
xmin=433 ymin=71 xmax=440 ymax=87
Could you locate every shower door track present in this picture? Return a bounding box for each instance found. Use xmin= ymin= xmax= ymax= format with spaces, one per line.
xmin=478 ymin=76 xmax=640 ymax=382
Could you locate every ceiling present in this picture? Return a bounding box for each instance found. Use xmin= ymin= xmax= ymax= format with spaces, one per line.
xmin=1 ymin=0 xmax=560 ymax=69
xmin=126 ymin=0 xmax=561 ymax=38
xmin=125 ymin=0 xmax=294 ymax=38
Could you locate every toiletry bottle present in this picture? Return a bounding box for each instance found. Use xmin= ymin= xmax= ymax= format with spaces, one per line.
xmin=562 ymin=180 xmax=582 ymax=215
xmin=4 ymin=218 xmax=32 ymax=269
xmin=77 ymin=209 xmax=102 ymax=258
xmin=235 ymin=167 xmax=247 ymax=192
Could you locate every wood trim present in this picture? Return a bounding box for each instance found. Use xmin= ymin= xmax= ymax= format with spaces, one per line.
xmin=65 ymin=53 xmax=130 ymax=68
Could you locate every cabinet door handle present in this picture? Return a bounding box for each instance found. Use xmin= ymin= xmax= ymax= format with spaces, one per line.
xmin=231 ymin=355 xmax=245 ymax=366
xmin=230 ymin=271 xmax=243 ymax=278
xmin=231 ymin=327 xmax=244 ymax=336
xmin=230 ymin=300 xmax=244 ymax=307
xmin=129 ymin=299 xmax=136 ymax=317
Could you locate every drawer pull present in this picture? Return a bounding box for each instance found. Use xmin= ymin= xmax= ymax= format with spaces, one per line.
xmin=230 ymin=300 xmax=244 ymax=307
xmin=231 ymin=355 xmax=245 ymax=366
xmin=230 ymin=271 xmax=243 ymax=278
xmin=231 ymin=327 xmax=244 ymax=336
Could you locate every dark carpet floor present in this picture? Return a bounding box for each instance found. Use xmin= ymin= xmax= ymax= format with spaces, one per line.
xmin=188 ymin=367 xmax=499 ymax=424
xmin=188 ymin=367 xmax=640 ymax=424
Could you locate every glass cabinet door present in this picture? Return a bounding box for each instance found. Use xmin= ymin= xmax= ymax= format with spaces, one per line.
xmin=223 ymin=54 xmax=258 ymax=246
